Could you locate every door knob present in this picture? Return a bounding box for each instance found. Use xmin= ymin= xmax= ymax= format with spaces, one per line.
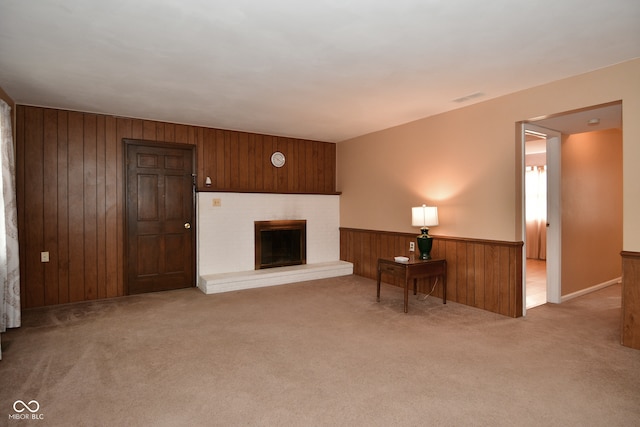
xmin=184 ymin=222 xmax=191 ymax=229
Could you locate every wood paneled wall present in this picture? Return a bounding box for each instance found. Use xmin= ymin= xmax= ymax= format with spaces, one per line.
xmin=340 ymin=228 xmax=524 ymax=317
xmin=621 ymin=251 xmax=640 ymax=349
xmin=15 ymin=105 xmax=336 ymax=308
xmin=201 ymin=129 xmax=336 ymax=193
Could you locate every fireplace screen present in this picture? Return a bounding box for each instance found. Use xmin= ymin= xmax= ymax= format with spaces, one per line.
xmin=255 ymin=220 xmax=307 ymax=269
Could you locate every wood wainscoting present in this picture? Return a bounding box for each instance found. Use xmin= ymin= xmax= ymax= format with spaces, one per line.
xmin=340 ymin=228 xmax=523 ymax=317
xmin=621 ymin=251 xmax=640 ymax=349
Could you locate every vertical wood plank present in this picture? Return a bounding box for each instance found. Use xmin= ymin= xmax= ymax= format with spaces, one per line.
xmin=194 ymin=127 xmax=204 ymax=186
xmin=248 ymin=133 xmax=257 ymax=190
xmin=96 ymin=115 xmax=107 ymax=299
xmin=155 ymin=121 xmax=165 ymax=141
xmin=131 ymin=119 xmax=143 ymax=139
xmin=174 ymin=124 xmax=189 ymax=144
xmin=264 ymin=135 xmax=276 ymax=191
xmin=444 ymin=240 xmax=457 ymax=301
xmin=252 ymin=134 xmax=263 ymax=191
xmin=43 ymin=109 xmax=59 ymax=305
xmin=83 ymin=114 xmax=98 ymax=301
xmin=317 ymin=141 xmax=325 ymax=192
xmin=223 ymin=131 xmax=233 ymax=188
xmin=202 ymin=128 xmax=214 ymax=188
xmin=238 ymin=132 xmax=249 ymax=190
xmin=143 ymin=120 xmax=156 ymax=141
xmin=195 ymin=127 xmax=205 ymax=188
xmin=215 ymin=129 xmax=225 ymax=188
xmin=291 ymin=138 xmax=299 ymax=192
xmin=355 ymin=230 xmax=364 ymax=277
xmin=164 ymin=123 xmax=175 ymax=142
xmin=455 ymin=241 xmax=467 ymax=304
xmin=105 ymin=116 xmax=118 ymax=298
xmin=392 ymin=235 xmax=404 ymax=286
xmin=380 ymin=233 xmax=392 ymax=259
xmin=484 ymin=245 xmax=499 ymax=313
xmin=68 ymin=111 xmax=85 ymax=302
xmin=466 ymin=243 xmax=476 ymax=306
xmin=474 ymin=245 xmax=485 ymax=309
xmin=513 ymin=246 xmax=523 ymax=317
xmin=310 ymin=141 xmax=318 ymax=193
xmin=116 ymin=118 xmax=132 ymax=296
xmin=498 ymin=246 xmax=511 ymax=316
xmin=621 ymin=252 xmax=640 ymax=349
xmin=294 ymin=139 xmax=305 ymax=192
xmin=324 ymin=142 xmax=335 ymax=193
xmin=372 ymin=233 xmax=381 ymax=279
xmin=24 ymin=107 xmax=45 ymax=307
xmin=305 ymin=142 xmax=317 ymax=192
xmin=56 ymin=110 xmax=70 ymax=304
xmin=275 ymin=137 xmax=287 ymax=191
xmin=361 ymin=232 xmax=371 ymax=278
xmin=189 ymin=126 xmax=200 ymax=147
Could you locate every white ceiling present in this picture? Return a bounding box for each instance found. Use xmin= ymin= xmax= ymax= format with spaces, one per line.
xmin=1 ymin=0 xmax=639 ymax=142
xmin=531 ymin=102 xmax=622 ymax=135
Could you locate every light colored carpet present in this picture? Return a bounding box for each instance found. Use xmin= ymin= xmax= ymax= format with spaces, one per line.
xmin=1 ymin=275 xmax=639 ymax=426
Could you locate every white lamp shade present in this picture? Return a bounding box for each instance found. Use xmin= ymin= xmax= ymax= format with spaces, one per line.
xmin=412 ymin=205 xmax=439 ymax=227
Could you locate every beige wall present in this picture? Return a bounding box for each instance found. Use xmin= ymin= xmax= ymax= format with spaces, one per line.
xmin=337 ymin=58 xmax=640 ymax=253
xmin=561 ymin=129 xmax=622 ymax=295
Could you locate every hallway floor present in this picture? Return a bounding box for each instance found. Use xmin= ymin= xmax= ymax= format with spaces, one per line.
xmin=526 ymin=258 xmax=547 ymax=309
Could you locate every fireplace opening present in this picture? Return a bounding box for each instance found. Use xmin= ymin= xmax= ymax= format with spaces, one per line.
xmin=255 ymin=220 xmax=307 ymax=269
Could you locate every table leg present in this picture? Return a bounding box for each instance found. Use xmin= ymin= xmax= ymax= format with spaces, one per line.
xmin=413 ymin=278 xmax=417 ymax=296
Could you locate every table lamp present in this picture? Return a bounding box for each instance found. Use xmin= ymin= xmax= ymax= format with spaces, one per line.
xmin=412 ymin=205 xmax=438 ymax=260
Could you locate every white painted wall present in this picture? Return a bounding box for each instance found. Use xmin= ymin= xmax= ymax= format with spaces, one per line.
xmin=197 ymin=192 xmax=341 ymax=275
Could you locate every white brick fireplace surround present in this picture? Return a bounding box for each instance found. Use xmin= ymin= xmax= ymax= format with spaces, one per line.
xmin=197 ymin=192 xmax=353 ymax=294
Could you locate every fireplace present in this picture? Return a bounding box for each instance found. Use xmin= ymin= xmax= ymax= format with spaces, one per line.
xmin=254 ymin=220 xmax=307 ymax=270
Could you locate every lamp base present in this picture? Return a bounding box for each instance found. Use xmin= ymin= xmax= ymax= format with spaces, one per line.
xmin=416 ymin=228 xmax=433 ymax=260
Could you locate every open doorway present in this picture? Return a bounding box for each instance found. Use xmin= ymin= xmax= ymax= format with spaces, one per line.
xmin=522 ymin=124 xmax=562 ymax=311
xmin=524 ymin=129 xmax=548 ymax=309
xmin=520 ymin=101 xmax=623 ymax=315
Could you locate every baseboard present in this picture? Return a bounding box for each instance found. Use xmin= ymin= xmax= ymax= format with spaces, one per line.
xmin=198 ymin=261 xmax=354 ymax=294
xmin=561 ymin=277 xmax=622 ymax=303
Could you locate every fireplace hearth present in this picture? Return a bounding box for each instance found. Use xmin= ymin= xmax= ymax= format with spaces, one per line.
xmin=255 ymin=220 xmax=306 ymax=270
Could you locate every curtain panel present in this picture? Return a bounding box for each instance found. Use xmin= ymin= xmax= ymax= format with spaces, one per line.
xmin=0 ymin=100 xmax=21 ymax=359
xmin=525 ymin=165 xmax=547 ymax=260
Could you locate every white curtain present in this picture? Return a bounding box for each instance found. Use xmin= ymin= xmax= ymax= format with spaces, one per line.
xmin=525 ymin=165 xmax=547 ymax=260
xmin=0 ymin=100 xmax=21 ymax=360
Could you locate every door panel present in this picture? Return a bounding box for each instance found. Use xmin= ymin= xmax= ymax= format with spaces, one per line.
xmin=125 ymin=140 xmax=195 ymax=295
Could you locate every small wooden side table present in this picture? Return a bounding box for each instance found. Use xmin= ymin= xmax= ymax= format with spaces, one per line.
xmin=377 ymin=257 xmax=447 ymax=313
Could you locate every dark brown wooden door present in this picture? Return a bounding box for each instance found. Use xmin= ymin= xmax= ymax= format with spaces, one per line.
xmin=125 ymin=140 xmax=195 ymax=294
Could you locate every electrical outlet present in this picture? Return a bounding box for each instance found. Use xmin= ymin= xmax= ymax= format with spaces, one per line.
xmin=409 ymin=242 xmax=415 ymax=252
xmin=41 ymin=251 xmax=50 ymax=263
xmin=212 ymin=198 xmax=221 ymax=207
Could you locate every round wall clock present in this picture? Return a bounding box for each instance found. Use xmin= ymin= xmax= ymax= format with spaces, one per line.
xmin=271 ymin=151 xmax=286 ymax=167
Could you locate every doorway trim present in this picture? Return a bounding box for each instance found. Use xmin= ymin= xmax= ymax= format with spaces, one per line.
xmin=521 ymin=123 xmax=562 ymax=314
